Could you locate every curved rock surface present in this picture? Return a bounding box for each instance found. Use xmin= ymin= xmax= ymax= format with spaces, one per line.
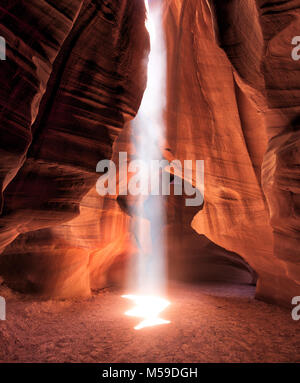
xmin=0 ymin=0 xmax=148 ymax=297
xmin=164 ymin=0 xmax=300 ymax=306
xmin=0 ymin=0 xmax=299 ymax=305
xmin=256 ymin=0 xmax=300 ymax=304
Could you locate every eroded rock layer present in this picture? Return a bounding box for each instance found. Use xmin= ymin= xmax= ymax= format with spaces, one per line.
xmin=0 ymin=0 xmax=148 ymax=297
xmin=0 ymin=0 xmax=299 ymax=305
xmin=164 ymin=0 xmax=300 ymax=306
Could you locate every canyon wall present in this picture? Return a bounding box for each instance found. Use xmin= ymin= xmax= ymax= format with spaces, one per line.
xmin=0 ymin=0 xmax=299 ymax=305
xmin=0 ymin=0 xmax=148 ymax=297
xmin=164 ymin=0 xmax=299 ymax=306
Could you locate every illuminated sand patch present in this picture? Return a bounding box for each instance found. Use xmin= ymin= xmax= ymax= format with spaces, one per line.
xmin=122 ymin=295 xmax=170 ymax=330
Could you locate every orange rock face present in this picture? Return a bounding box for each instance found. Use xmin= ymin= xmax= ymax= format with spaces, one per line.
xmin=0 ymin=0 xmax=148 ymax=297
xmin=164 ymin=0 xmax=300 ymax=306
xmin=0 ymin=0 xmax=299 ymax=305
xmin=256 ymin=0 xmax=300 ymax=304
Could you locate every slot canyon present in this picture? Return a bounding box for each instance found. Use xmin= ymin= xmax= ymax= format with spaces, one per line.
xmin=0 ymin=0 xmax=299 ymax=364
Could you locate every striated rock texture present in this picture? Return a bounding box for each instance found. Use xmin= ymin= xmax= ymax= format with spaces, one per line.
xmin=256 ymin=0 xmax=300 ymax=304
xmin=0 ymin=0 xmax=148 ymax=297
xmin=0 ymin=0 xmax=257 ymax=298
xmin=0 ymin=0 xmax=84 ymax=213
xmin=166 ymin=188 xmax=256 ymax=285
xmin=164 ymin=0 xmax=300 ymax=306
xmin=0 ymin=0 xmax=299 ymax=306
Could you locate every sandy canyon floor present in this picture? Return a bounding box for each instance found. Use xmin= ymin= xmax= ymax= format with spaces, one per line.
xmin=0 ymin=282 xmax=299 ymax=363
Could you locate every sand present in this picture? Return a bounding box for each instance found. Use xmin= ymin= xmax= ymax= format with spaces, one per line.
xmin=0 ymin=282 xmax=299 ymax=363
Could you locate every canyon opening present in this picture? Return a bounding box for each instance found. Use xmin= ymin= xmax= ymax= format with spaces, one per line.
xmin=0 ymin=0 xmax=299 ymax=371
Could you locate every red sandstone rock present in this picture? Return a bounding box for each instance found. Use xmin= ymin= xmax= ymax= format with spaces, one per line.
xmin=0 ymin=0 xmax=299 ymax=305
xmin=164 ymin=0 xmax=300 ymax=306
xmin=0 ymin=0 xmax=149 ymax=297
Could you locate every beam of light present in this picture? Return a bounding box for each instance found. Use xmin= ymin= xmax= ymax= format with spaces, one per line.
xmin=131 ymin=0 xmax=166 ymax=294
xmin=122 ymin=295 xmax=170 ymax=330
xmin=122 ymin=0 xmax=169 ymax=329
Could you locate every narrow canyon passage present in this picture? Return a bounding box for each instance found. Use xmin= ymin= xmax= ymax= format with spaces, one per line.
xmin=0 ymin=282 xmax=298 ymax=363
xmin=0 ymin=0 xmax=299 ymax=367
